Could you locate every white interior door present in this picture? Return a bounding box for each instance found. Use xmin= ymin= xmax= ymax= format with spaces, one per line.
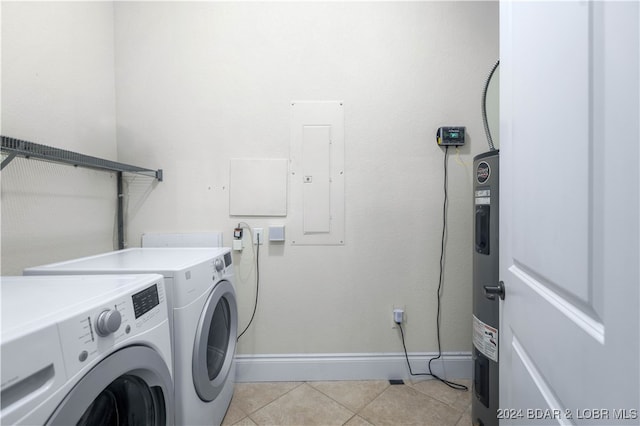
xmin=500 ymin=2 xmax=639 ymax=424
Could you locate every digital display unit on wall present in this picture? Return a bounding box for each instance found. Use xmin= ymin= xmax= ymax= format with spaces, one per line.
xmin=437 ymin=126 xmax=466 ymax=146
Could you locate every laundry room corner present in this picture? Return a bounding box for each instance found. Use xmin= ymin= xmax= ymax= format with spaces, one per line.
xmin=112 ymin=1 xmax=499 ymax=380
xmin=4 ymin=2 xmax=640 ymax=426
xmin=1 ymin=1 xmax=119 ymax=275
xmin=2 ymin=0 xmax=499 ymax=384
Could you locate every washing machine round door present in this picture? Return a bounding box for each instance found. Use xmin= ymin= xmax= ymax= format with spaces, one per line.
xmin=47 ymin=346 xmax=173 ymax=426
xmin=192 ymin=280 xmax=238 ymax=402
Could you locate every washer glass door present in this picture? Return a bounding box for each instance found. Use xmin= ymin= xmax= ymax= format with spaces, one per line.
xmin=47 ymin=346 xmax=173 ymax=426
xmin=77 ymin=375 xmax=162 ymax=425
xmin=192 ymin=280 xmax=238 ymax=401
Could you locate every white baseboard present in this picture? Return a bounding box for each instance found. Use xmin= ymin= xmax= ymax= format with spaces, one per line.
xmin=234 ymin=352 xmax=472 ymax=383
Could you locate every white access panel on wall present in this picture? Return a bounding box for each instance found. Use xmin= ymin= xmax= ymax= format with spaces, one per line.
xmin=290 ymin=101 xmax=345 ymax=245
xmin=229 ymin=158 xmax=288 ymax=216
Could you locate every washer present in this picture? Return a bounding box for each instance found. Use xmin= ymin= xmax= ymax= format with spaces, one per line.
xmin=1 ymin=274 xmax=173 ymax=425
xmin=25 ymin=248 xmax=238 ymax=426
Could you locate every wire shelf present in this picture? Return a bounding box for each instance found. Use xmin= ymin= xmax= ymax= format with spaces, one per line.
xmin=1 ymin=135 xmax=163 ymax=181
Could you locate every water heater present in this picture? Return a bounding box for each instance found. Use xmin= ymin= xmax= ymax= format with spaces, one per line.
xmin=472 ymin=150 xmax=500 ymax=426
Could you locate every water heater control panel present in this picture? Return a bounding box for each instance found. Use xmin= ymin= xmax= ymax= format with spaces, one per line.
xmin=436 ymin=127 xmax=465 ymax=146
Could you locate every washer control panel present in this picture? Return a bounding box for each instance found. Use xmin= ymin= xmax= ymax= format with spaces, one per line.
xmin=57 ymin=280 xmax=167 ymax=378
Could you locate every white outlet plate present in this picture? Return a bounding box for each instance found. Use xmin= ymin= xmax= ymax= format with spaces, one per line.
xmin=253 ymin=228 xmax=264 ymax=245
xmin=391 ymin=304 xmax=406 ymax=329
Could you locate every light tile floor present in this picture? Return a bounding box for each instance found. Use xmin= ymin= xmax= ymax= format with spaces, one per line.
xmin=222 ymin=379 xmax=472 ymax=426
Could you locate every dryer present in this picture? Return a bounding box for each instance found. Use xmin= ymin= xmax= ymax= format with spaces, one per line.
xmin=0 ymin=274 xmax=173 ymax=425
xmin=25 ymin=248 xmax=238 ymax=426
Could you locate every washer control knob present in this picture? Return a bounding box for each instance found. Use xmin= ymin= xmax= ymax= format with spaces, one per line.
xmin=96 ymin=309 xmax=122 ymax=337
xmin=214 ymin=258 xmax=224 ymax=272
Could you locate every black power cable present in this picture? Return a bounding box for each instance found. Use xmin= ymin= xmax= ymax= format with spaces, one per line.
xmin=237 ymin=231 xmax=260 ymax=341
xmin=399 ymin=146 xmax=468 ymax=391
xmin=427 ymin=146 xmax=468 ymax=390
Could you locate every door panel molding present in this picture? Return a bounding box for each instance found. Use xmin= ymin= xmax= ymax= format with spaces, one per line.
xmin=510 ymin=263 xmax=604 ymax=343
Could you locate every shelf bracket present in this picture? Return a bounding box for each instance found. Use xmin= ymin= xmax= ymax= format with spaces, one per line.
xmin=1 ymin=152 xmax=18 ymax=170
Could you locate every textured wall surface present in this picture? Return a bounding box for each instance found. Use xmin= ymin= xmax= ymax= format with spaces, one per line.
xmin=113 ymin=2 xmax=499 ymax=355
xmin=1 ymin=1 xmax=499 ymax=358
xmin=2 ymin=2 xmax=118 ymax=275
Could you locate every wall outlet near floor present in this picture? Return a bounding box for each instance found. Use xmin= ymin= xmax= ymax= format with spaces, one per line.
xmin=253 ymin=228 xmax=264 ymax=245
xmin=391 ymin=304 xmax=406 ymax=329
xmin=393 ymin=308 xmax=404 ymax=324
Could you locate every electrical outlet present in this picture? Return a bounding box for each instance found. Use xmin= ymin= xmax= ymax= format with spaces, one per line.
xmin=391 ymin=304 xmax=406 ymax=328
xmin=393 ymin=308 xmax=404 ymax=324
xmin=253 ymin=228 xmax=264 ymax=245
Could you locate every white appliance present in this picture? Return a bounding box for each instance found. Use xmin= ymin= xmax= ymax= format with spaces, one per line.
xmin=25 ymin=248 xmax=238 ymax=426
xmin=1 ymin=274 xmax=173 ymax=425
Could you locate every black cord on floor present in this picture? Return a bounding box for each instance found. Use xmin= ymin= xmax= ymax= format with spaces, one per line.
xmin=398 ymin=322 xmax=430 ymax=377
xmin=237 ymin=233 xmax=260 ymax=341
xmin=399 ymin=146 xmax=467 ymax=391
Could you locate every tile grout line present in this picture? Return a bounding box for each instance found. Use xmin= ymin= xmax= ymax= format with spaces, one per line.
xmin=354 ymin=382 xmax=396 ymax=425
xmin=305 ymin=380 xmax=392 ymax=419
xmin=408 ymin=380 xmax=472 ymax=413
xmin=452 ymin=409 xmax=465 ymax=426
xmin=304 ymin=381 xmax=357 ymax=417
xmin=340 ymin=413 xmax=359 ymax=426
xmin=244 ymin=382 xmax=307 ymax=424
xmin=229 ymin=381 xmax=471 ymax=426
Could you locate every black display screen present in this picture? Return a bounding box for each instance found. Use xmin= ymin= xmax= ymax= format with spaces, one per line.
xmin=224 ymin=252 xmax=232 ymax=267
xmin=444 ymin=128 xmax=464 ymax=140
xmin=132 ymin=284 xmax=160 ymax=319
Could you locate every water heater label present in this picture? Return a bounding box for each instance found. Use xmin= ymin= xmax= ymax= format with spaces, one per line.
xmin=473 ymin=315 xmax=498 ymax=362
xmin=476 ymin=161 xmax=491 ymax=184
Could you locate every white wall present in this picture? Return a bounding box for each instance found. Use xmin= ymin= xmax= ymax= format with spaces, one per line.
xmin=1 ymin=2 xmax=118 ymax=275
xmin=114 ymin=2 xmax=499 ymax=356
